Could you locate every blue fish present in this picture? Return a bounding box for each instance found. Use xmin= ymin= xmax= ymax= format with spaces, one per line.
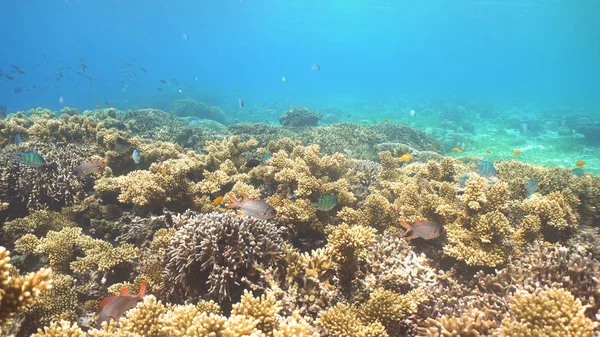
xmin=478 ymin=160 xmax=497 ymax=177
xmin=16 ymin=152 xmax=45 ymax=167
xmin=573 ymin=168 xmax=585 ymax=178
xmin=14 ymin=133 xmax=21 ymax=145
xmin=524 ymin=178 xmax=538 ymax=197
xmin=459 ymin=175 xmax=470 ymax=188
xmin=132 ymin=149 xmax=140 ymax=164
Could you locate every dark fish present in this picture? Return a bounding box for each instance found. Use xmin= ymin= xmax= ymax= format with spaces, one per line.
xmin=245 ymin=158 xmax=262 ymax=168
xmin=311 ymin=63 xmax=320 ymax=71
xmin=160 ymin=80 xmax=167 ymax=84
xmin=104 ymin=100 xmax=110 ymax=106
xmin=239 ymin=99 xmax=244 ymax=108
xmin=13 ymin=87 xmax=22 ymax=93
xmin=227 ymin=193 xmax=277 ymax=220
xmin=76 ymin=71 xmax=83 ymax=75
xmin=573 ymin=168 xmax=585 ymax=177
xmin=16 ymin=152 xmax=45 ymax=167
xmin=157 ymin=88 xmax=163 ymax=91
xmin=14 ymin=134 xmax=21 ymax=145
xmin=115 ymin=137 xmax=130 ymax=153
xmin=171 ymin=79 xmax=178 ymax=85
xmin=85 ymin=76 xmax=93 ymax=81
xmin=6 ymin=75 xmax=15 ymax=80
xmin=130 ymin=72 xmax=136 ymax=77
xmin=141 ymin=67 xmax=147 ymax=74
xmin=478 ymin=160 xmax=496 ymax=177
xmin=0 ymin=105 xmax=7 ymax=119
xmin=524 ymin=178 xmax=538 ymax=197
xmin=313 ymin=195 xmax=337 ymax=211
xmin=98 ymin=282 xmax=146 ymax=328
xmin=400 ymin=217 xmax=442 ymax=240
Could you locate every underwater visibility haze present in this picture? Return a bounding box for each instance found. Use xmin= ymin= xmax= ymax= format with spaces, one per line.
xmin=2 ymin=1 xmax=600 ymax=336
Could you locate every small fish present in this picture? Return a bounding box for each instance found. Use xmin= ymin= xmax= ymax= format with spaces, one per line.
xmin=157 ymin=88 xmax=163 ymax=91
xmin=16 ymin=152 xmax=45 ymax=168
xmin=161 ymin=167 xmax=167 ymax=175
xmin=160 ymin=80 xmax=167 ymax=84
xmin=478 ymin=160 xmax=497 ymax=177
xmin=130 ymin=72 xmax=137 ymax=78
xmin=115 ymin=137 xmax=130 ymax=154
xmin=181 ymin=33 xmax=188 ymax=40
xmin=576 ymin=160 xmax=586 ymax=168
xmin=512 ymin=150 xmax=521 ymax=156
xmin=171 ymin=78 xmax=178 ymax=85
xmin=0 ymin=105 xmax=7 ymax=119
xmin=400 ymin=217 xmax=442 ymax=240
xmin=384 ymin=118 xmax=390 ymax=124
xmin=485 ymin=150 xmax=492 ymax=154
xmin=267 ymin=109 xmax=272 ymax=113
xmin=451 ymin=147 xmax=462 ymax=153
xmin=573 ymin=168 xmax=585 ymax=177
xmin=59 ymin=96 xmax=65 ymax=104
xmin=132 ymin=149 xmax=140 ymax=164
xmin=524 ymin=178 xmax=538 ymax=197
xmin=281 ymin=77 xmax=287 ymax=83
xmin=141 ymin=67 xmax=147 ymax=75
xmin=521 ymin=123 xmax=529 ymax=132
xmin=14 ymin=133 xmax=21 ymax=145
xmin=239 ymin=99 xmax=244 ymax=108
xmin=13 ymin=87 xmax=22 ymax=93
xmin=227 ymin=194 xmax=277 ymax=220
xmin=209 ymin=108 xmax=215 ymax=113
xmin=98 ymin=282 xmax=146 ymax=328
xmin=311 ymin=63 xmax=320 ymax=71
xmin=245 ymin=158 xmax=262 ymax=168
xmin=459 ymin=175 xmax=470 ymax=188
xmin=313 ymin=195 xmax=337 ymax=211
xmin=212 ymin=196 xmax=224 ymax=206
xmin=409 ymin=109 xmax=416 ymax=117
xmin=5 ymin=75 xmax=15 ymax=80
xmin=400 ymin=153 xmax=412 ymax=162
xmin=455 ymin=159 xmax=461 ymax=164
xmin=72 ymin=158 xmax=107 ymax=177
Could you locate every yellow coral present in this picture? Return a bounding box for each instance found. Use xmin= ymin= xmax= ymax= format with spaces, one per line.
xmin=316 ymin=303 xmax=389 ymax=337
xmin=231 ymin=290 xmax=281 ymax=336
xmin=30 ymin=320 xmax=86 ymax=337
xmin=417 ymin=308 xmax=498 ymax=337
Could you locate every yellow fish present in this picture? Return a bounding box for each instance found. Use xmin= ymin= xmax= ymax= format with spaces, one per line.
xmin=209 ymin=109 xmax=215 ymax=113
xmin=401 ymin=153 xmax=412 ymax=162
xmin=455 ymin=159 xmax=461 ymax=164
xmin=512 ymin=150 xmax=521 ymax=156
xmin=576 ymin=160 xmax=586 ymax=168
xmin=267 ymin=109 xmax=272 ymax=113
xmin=161 ymin=167 xmax=167 ymax=175
xmin=384 ymin=118 xmax=390 ymax=124
xmin=95 ymin=105 xmax=101 ymax=109
xmin=87 ymin=123 xmax=93 ymax=130
xmin=452 ymin=147 xmax=463 ymax=153
xmin=485 ymin=150 xmax=492 ymax=154
xmin=212 ymin=196 xmax=224 ymax=206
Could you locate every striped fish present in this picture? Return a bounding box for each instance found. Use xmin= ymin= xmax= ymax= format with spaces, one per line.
xmin=97 ymin=282 xmax=146 ymax=328
xmin=478 ymin=160 xmax=496 ymax=177
xmin=227 ymin=193 xmax=277 ymax=220
xmin=313 ymin=195 xmax=337 ymax=211
xmin=16 ymin=152 xmax=45 ymax=167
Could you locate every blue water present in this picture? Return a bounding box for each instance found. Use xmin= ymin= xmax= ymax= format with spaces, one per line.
xmin=2 ymin=0 xmax=600 ymax=116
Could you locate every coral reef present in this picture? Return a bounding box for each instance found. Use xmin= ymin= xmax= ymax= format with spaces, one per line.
xmin=279 ymin=107 xmax=322 ymax=127
xmin=170 ymin=99 xmax=228 ymax=124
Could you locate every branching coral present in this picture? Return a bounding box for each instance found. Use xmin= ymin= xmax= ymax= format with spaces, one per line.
xmin=316 ymin=303 xmax=389 ymax=337
xmin=325 ymin=224 xmax=376 ymax=289
xmin=417 ymin=308 xmax=498 ymax=337
xmin=160 ymin=212 xmax=284 ymax=305
xmin=0 ymin=247 xmax=52 ymax=327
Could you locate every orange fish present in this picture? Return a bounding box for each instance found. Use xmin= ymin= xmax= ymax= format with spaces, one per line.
xmin=485 ymin=150 xmax=492 ymax=154
xmin=576 ymin=160 xmax=586 ymax=168
xmin=212 ymin=196 xmax=224 ymax=206
xmin=209 ymin=109 xmax=215 ymax=113
xmin=87 ymin=123 xmax=93 ymax=130
xmin=384 ymin=118 xmax=390 ymax=124
xmin=512 ymin=150 xmax=521 ymax=156
xmin=451 ymin=148 xmax=463 ymax=153
xmin=161 ymin=167 xmax=167 ymax=175
xmin=267 ymin=109 xmax=272 ymax=113
xmin=400 ymin=217 xmax=442 ymax=240
xmin=400 ymin=153 xmax=412 ymax=162
xmin=98 ymin=282 xmax=146 ymax=328
xmin=455 ymin=159 xmax=461 ymax=164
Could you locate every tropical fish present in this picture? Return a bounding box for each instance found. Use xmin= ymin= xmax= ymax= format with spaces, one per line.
xmin=245 ymin=158 xmax=262 ymax=168
xmin=267 ymin=109 xmax=272 ymax=113
xmin=451 ymin=147 xmax=462 ymax=153
xmin=409 ymin=110 xmax=416 ymax=117
xmin=95 ymin=105 xmax=101 ymax=109
xmin=459 ymin=175 xmax=470 ymax=188
xmin=455 ymin=159 xmax=461 ymax=164
xmin=311 ymin=63 xmax=320 ymax=71
xmin=512 ymin=150 xmax=521 ymax=156
xmin=161 ymin=167 xmax=168 ymax=175
xmin=576 ymin=160 xmax=586 ymax=168
xmin=115 ymin=137 xmax=130 ymax=154
xmin=400 ymin=153 xmax=412 ymax=162
xmin=14 ymin=133 xmax=21 ymax=145
xmin=160 ymin=80 xmax=167 ymax=84
xmin=227 ymin=194 xmax=277 ymax=220
xmin=212 ymin=196 xmax=224 ymax=206
xmin=384 ymin=118 xmax=390 ymax=124
xmin=281 ymin=77 xmax=287 ymax=83
xmin=97 ymin=282 xmax=146 ymax=328
xmin=16 ymin=152 xmax=45 ymax=168
xmin=239 ymin=99 xmax=244 ymax=108
xmin=485 ymin=150 xmax=491 ymax=154
xmin=399 ymin=217 xmax=442 ymax=240
xmin=141 ymin=67 xmax=147 ymax=74
xmin=524 ymin=178 xmax=538 ymax=197
xmin=313 ymin=195 xmax=337 ymax=211
xmin=132 ymin=150 xmax=140 ymax=164
xmin=573 ymin=168 xmax=585 ymax=177
xmin=72 ymin=158 xmax=107 ymax=177
xmin=521 ymin=123 xmax=529 ymax=132
xmin=478 ymin=160 xmax=497 ymax=177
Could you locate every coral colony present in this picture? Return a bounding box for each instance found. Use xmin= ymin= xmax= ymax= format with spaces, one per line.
xmin=1 ymin=104 xmax=600 ymax=337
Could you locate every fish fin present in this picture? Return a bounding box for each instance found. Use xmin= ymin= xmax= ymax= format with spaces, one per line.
xmin=242 ymin=193 xmax=249 ymax=201
xmin=407 ymin=235 xmax=418 ymax=240
xmin=237 ymin=210 xmax=245 ymax=216
xmin=415 ymin=216 xmax=421 ymax=222
xmin=399 ymin=221 xmax=412 ymax=231
xmin=137 ymin=281 xmax=146 ymax=299
xmin=227 ymin=195 xmax=240 ymax=209
xmin=120 ymin=287 xmax=129 ymax=295
xmin=100 ymin=295 xmax=117 ymax=309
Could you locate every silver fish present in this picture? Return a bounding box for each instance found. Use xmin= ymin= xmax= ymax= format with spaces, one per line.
xmin=227 ymin=193 xmax=276 ymax=220
xmin=97 ymin=282 xmax=146 ymax=328
xmin=400 ymin=217 xmax=442 ymax=240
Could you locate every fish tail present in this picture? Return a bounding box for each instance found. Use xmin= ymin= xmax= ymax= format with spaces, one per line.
xmin=399 ymin=221 xmax=412 ymax=237
xmin=227 ymin=195 xmax=241 ymax=209
xmin=137 ymin=281 xmax=146 ymax=299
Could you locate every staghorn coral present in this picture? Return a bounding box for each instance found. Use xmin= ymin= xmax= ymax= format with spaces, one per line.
xmin=159 ymin=211 xmax=284 ymax=305
xmin=316 ymin=303 xmax=389 ymax=337
xmin=359 ymin=287 xmax=424 ymax=333
xmin=497 ymin=287 xmax=594 ymax=337
xmin=3 ymin=209 xmax=76 ymax=239
xmin=337 ymin=192 xmax=397 ymax=231
xmin=417 ymin=308 xmax=498 ymax=337
xmin=0 ymin=247 xmax=52 ymax=327
xmin=325 ymin=224 xmax=376 ymax=289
